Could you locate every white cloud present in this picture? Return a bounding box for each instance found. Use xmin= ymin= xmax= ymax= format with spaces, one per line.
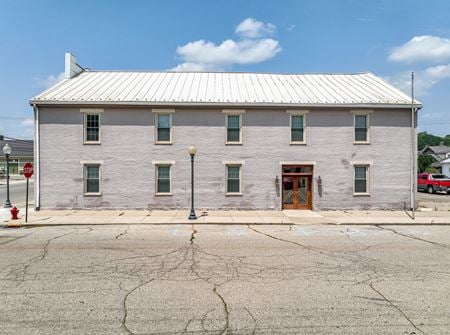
xmin=34 ymin=72 xmax=65 ymax=89
xmin=21 ymin=117 xmax=34 ymax=127
xmin=385 ymin=64 xmax=450 ymax=96
xmin=235 ymin=17 xmax=275 ymax=38
xmin=388 ymin=35 xmax=450 ymax=64
xmin=170 ymin=18 xmax=281 ymax=71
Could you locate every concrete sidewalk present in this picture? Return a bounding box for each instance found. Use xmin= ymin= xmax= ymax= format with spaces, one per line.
xmin=2 ymin=208 xmax=450 ymax=227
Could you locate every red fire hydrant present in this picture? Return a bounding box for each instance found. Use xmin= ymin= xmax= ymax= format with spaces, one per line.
xmin=10 ymin=207 xmax=19 ymax=220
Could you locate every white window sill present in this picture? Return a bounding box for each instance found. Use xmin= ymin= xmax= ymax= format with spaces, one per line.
xmin=353 ymin=193 xmax=370 ymax=197
xmin=83 ymin=141 xmax=101 ymax=145
xmin=290 ymin=141 xmax=306 ymax=145
xmin=225 ymin=142 xmax=242 ymax=145
xmin=354 ymin=141 xmax=370 ymax=145
xmin=84 ymin=192 xmax=102 ymax=197
xmin=155 ymin=141 xmax=172 ymax=145
xmin=155 ymin=193 xmax=172 ymax=196
xmin=226 ymin=192 xmax=243 ymax=196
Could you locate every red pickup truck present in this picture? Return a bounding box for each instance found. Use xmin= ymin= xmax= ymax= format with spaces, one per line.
xmin=418 ymin=173 xmax=450 ymax=194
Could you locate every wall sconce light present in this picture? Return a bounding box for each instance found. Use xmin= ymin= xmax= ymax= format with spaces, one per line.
xmin=275 ymin=175 xmax=280 ymax=197
xmin=317 ymin=175 xmax=323 ymax=197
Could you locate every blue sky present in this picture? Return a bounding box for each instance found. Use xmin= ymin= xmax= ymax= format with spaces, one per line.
xmin=1 ymin=0 xmax=450 ymax=139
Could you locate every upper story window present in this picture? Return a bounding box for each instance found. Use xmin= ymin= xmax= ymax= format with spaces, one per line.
xmin=291 ymin=115 xmax=305 ymax=143
xmin=153 ymin=109 xmax=174 ymax=144
xmin=227 ymin=115 xmax=241 ymax=143
xmin=288 ymin=110 xmax=308 ymax=144
xmin=223 ymin=110 xmax=245 ymax=144
xmin=82 ymin=109 xmax=102 ymax=144
xmin=156 ymin=114 xmax=172 ymax=143
xmin=352 ymin=111 xmax=371 ymax=144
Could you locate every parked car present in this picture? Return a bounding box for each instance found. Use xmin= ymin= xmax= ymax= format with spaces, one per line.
xmin=418 ymin=173 xmax=450 ymax=194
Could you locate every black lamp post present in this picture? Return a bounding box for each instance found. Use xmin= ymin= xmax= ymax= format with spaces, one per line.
xmin=188 ymin=145 xmax=197 ymax=220
xmin=2 ymin=143 xmax=12 ymax=208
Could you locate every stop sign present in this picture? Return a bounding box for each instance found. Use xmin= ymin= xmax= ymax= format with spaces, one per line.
xmin=23 ymin=162 xmax=34 ymax=179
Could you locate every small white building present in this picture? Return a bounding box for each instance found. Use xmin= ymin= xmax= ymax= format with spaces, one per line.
xmin=440 ymin=157 xmax=450 ymax=176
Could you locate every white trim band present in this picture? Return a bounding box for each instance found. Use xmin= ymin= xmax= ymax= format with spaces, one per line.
xmin=287 ymin=109 xmax=309 ymax=115
xmin=152 ymin=160 xmax=175 ymax=165
xmin=152 ymin=108 xmax=175 ymax=113
xmin=279 ymin=161 xmax=316 ymax=165
xmin=222 ymin=109 xmax=245 ymax=115
xmin=80 ymin=160 xmax=104 ymax=165
xmin=80 ymin=108 xmax=103 ymax=113
xmin=223 ymin=160 xmax=245 ymax=165
xmin=350 ymin=161 xmax=373 ymax=165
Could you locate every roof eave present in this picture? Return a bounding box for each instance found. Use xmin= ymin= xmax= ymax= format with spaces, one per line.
xmin=29 ymin=100 xmax=423 ymax=109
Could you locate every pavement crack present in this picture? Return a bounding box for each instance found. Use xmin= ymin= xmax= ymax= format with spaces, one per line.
xmin=247 ymin=225 xmax=325 ymax=255
xmin=38 ymin=231 xmax=76 ymax=262
xmin=368 ymin=283 xmax=424 ymax=334
xmin=115 ymin=225 xmax=130 ymax=239
xmin=213 ymin=286 xmax=230 ymax=335
xmin=120 ymin=248 xmax=189 ymax=335
xmin=190 ymin=224 xmax=197 ymax=244
xmin=188 ymin=225 xmax=231 ymax=334
xmin=376 ymin=225 xmax=450 ymax=249
xmin=244 ymin=306 xmax=257 ymax=335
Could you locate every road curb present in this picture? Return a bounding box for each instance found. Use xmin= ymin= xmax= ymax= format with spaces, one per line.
xmin=2 ymin=221 xmax=450 ymax=228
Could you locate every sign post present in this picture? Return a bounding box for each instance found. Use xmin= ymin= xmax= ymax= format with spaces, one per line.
xmin=23 ymin=163 xmax=33 ymax=223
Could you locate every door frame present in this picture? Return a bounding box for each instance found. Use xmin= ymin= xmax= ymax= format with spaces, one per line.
xmin=281 ymin=165 xmax=313 ymax=210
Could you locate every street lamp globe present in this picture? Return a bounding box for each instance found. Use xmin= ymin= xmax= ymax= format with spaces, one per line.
xmin=188 ymin=144 xmax=197 ymax=157
xmin=2 ymin=143 xmax=12 ymax=156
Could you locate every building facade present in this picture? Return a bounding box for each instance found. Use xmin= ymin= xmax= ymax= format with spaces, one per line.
xmin=0 ymin=137 xmax=33 ymax=179
xmin=30 ymin=54 xmax=421 ymax=210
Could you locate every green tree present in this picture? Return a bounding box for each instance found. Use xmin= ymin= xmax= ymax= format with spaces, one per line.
xmin=418 ymin=154 xmax=435 ymax=173
xmin=417 ymin=131 xmax=444 ymax=150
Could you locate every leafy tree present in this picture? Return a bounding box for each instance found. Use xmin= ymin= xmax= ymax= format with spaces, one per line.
xmin=418 ymin=131 xmax=444 ymax=150
xmin=444 ymin=134 xmax=450 ymax=146
xmin=425 ymin=166 xmax=439 ymax=173
xmin=418 ymin=154 xmax=435 ymax=172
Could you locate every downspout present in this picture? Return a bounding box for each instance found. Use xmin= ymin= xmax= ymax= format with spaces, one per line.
xmin=33 ymin=104 xmax=40 ymax=210
xmin=411 ymin=72 xmax=416 ymax=219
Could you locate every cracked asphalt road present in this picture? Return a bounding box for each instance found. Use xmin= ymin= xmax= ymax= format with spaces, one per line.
xmin=0 ymin=224 xmax=449 ymax=334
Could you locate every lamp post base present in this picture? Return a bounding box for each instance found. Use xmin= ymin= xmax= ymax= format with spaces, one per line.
xmin=188 ymin=210 xmax=197 ymax=220
xmin=4 ymin=200 xmax=12 ymax=208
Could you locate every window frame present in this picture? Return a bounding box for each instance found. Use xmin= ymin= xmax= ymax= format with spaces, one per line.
xmin=225 ymin=164 xmax=242 ymax=195
xmin=288 ymin=110 xmax=308 ymax=144
xmin=83 ymin=163 xmax=101 ymax=196
xmin=353 ymin=164 xmax=370 ymax=196
xmin=223 ymin=109 xmax=245 ymax=145
xmin=153 ymin=109 xmax=175 ymax=145
xmin=352 ymin=110 xmax=371 ymax=144
xmin=82 ymin=109 xmax=103 ymax=144
xmin=155 ymin=164 xmax=172 ymax=196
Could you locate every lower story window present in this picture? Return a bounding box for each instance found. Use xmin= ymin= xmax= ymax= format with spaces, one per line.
xmin=156 ymin=165 xmax=171 ymax=194
xmin=354 ymin=165 xmax=369 ymax=194
xmin=226 ymin=165 xmax=241 ymax=194
xmin=84 ymin=164 xmax=100 ymax=195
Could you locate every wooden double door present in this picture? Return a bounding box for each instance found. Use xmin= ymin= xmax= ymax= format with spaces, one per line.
xmin=282 ymin=173 xmax=312 ymax=210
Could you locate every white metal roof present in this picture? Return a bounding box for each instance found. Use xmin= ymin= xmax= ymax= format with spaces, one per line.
xmin=31 ymin=71 xmax=421 ymax=108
